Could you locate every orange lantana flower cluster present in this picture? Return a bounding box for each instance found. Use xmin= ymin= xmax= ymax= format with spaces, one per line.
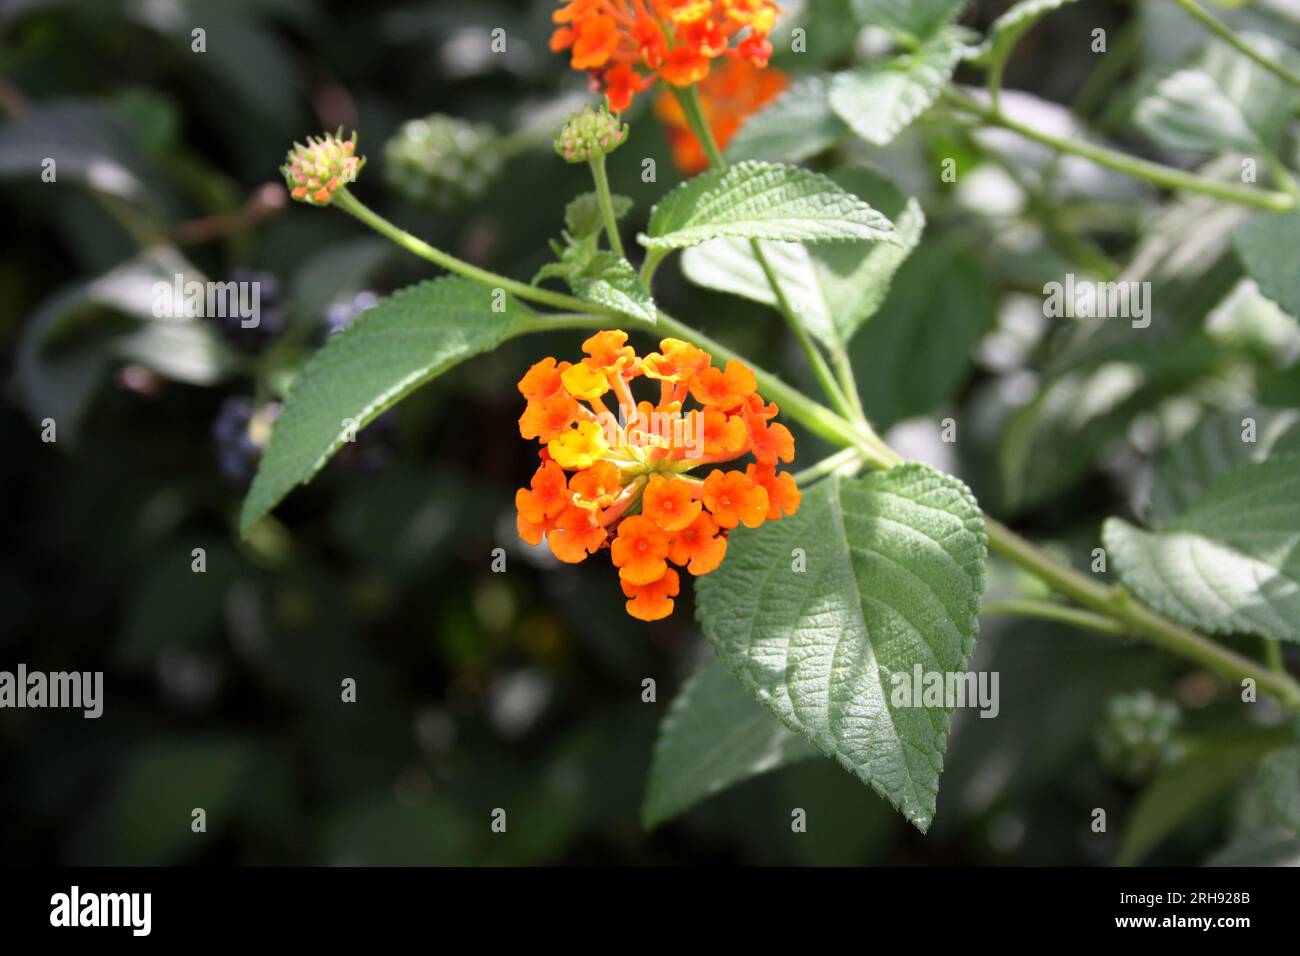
xmin=515 ymin=330 xmax=800 ymax=621
xmin=654 ymin=57 xmax=787 ymax=173
xmin=549 ymin=0 xmax=781 ymax=112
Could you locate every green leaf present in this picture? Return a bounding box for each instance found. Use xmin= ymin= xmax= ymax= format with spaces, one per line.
xmin=1134 ymin=36 xmax=1300 ymax=154
xmin=1118 ymin=732 xmax=1282 ymax=865
xmin=642 ymin=654 xmax=817 ymax=829
xmin=1104 ymin=454 xmax=1300 ymax=642
xmin=14 ymin=247 xmax=236 ymax=444
xmin=726 ymin=75 xmax=848 ymax=164
xmin=999 ymin=335 xmax=1222 ymax=513
xmin=1148 ymin=406 xmax=1300 ymax=524
xmin=680 ymin=168 xmax=924 ymax=350
xmin=829 ymin=27 xmax=970 ymax=147
xmin=565 ymin=191 xmax=633 ymax=239
xmin=639 ymin=160 xmax=897 ymax=252
xmin=848 ymin=242 xmax=996 ymax=429
xmin=850 ymin=0 xmax=968 ymax=42
xmin=536 ymin=230 xmax=655 ymax=325
xmin=240 ymin=277 xmax=534 ymax=534
xmin=696 ymin=464 xmax=988 ymax=831
xmin=1234 ymin=211 xmax=1300 ymax=321
xmin=567 ymin=251 xmax=657 ymax=325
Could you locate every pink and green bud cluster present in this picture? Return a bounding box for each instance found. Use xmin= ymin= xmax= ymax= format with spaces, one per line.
xmin=554 ymin=107 xmax=628 ymax=164
xmin=282 ymin=130 xmax=365 ymax=206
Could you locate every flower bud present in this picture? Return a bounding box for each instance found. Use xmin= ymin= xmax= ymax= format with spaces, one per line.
xmin=383 ymin=114 xmax=503 ymax=211
xmin=554 ymin=106 xmax=628 ymax=163
xmin=1095 ymin=690 xmax=1184 ymax=784
xmin=281 ymin=130 xmax=364 ymax=206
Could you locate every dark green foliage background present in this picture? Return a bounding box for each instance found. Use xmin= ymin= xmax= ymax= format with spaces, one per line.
xmin=2 ymin=0 xmax=1295 ymax=865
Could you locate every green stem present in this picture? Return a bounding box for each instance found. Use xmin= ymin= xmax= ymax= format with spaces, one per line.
xmin=588 ymin=153 xmax=625 ymax=258
xmin=1264 ymin=637 xmax=1286 ymax=675
xmin=980 ymin=598 xmax=1129 ymax=637
xmin=984 ymin=519 xmax=1300 ymax=709
xmin=672 ymin=85 xmax=857 ymax=419
xmin=830 ymin=348 xmax=868 ymax=423
xmin=792 ymin=447 xmax=863 ymax=486
xmin=332 ymin=188 xmax=590 ymax=314
xmin=941 ymin=88 xmax=1296 ymax=212
xmin=1170 ymin=0 xmax=1300 ymax=90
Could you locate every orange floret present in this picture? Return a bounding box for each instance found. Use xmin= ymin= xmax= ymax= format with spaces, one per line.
xmin=548 ymin=504 xmax=608 ymax=562
xmin=622 ymin=567 xmax=680 ymax=621
xmin=690 ymin=360 xmax=757 ymax=411
xmin=611 ymin=515 xmax=671 ymax=585
xmin=668 ymin=511 xmax=727 ymax=574
xmin=702 ymin=468 xmax=769 ymax=529
xmin=747 ymin=461 xmax=801 ymax=520
xmin=642 ymin=474 xmax=703 ymax=532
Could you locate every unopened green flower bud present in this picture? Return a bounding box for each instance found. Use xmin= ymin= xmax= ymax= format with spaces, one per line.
xmin=1095 ymin=690 xmax=1183 ymax=784
xmin=384 ymin=114 xmax=503 ymax=211
xmin=554 ymin=106 xmax=628 ymax=163
xmin=282 ymin=129 xmax=364 ymax=206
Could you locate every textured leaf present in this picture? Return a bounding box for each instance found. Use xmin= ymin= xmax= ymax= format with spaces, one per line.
xmin=696 ymin=464 xmax=988 ymax=831
xmin=1135 ymin=35 xmax=1300 ymax=154
xmin=565 ymin=191 xmax=633 ymax=239
xmin=1234 ymin=211 xmax=1300 ymax=321
xmin=240 ymin=277 xmax=534 ymax=533
xmin=639 ymin=160 xmax=897 ymax=251
xmin=1148 ymin=406 xmax=1300 ymax=523
xmin=680 ymin=169 xmax=924 ymax=350
xmin=848 ymin=242 xmax=995 ymax=429
xmin=568 ymin=251 xmax=657 ymax=325
xmin=850 ymin=0 xmax=968 ymax=41
xmin=1104 ymin=454 xmax=1300 ymax=642
xmin=829 ymin=27 xmax=970 ymax=147
xmin=726 ymin=75 xmax=848 ymax=164
xmin=642 ymin=654 xmax=817 ymax=829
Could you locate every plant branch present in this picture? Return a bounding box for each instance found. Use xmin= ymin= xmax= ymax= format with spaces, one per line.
xmin=940 ymin=87 xmax=1297 ymax=212
xmin=331 ymin=182 xmax=1300 ymax=711
xmin=1169 ymin=0 xmax=1300 ymax=90
xmin=980 ymin=598 xmax=1129 ymax=636
xmin=792 ymin=447 xmax=863 ymax=486
xmin=672 ymin=85 xmax=858 ymax=419
xmin=588 ymin=152 xmax=625 ymax=258
xmin=983 ymin=518 xmax=1300 ymax=709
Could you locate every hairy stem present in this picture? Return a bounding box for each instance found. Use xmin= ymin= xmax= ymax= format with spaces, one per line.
xmin=672 ymin=85 xmax=857 ymax=418
xmin=941 ymin=88 xmax=1297 ymax=212
xmin=792 ymin=447 xmax=864 ymax=486
xmin=979 ymin=598 xmax=1129 ymax=637
xmin=588 ymin=153 xmax=625 ymax=258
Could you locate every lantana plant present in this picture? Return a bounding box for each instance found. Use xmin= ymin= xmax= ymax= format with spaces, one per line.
xmin=241 ymin=0 xmax=1300 ymax=843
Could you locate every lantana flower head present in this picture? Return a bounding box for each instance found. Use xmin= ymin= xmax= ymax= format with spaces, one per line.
xmin=515 ymin=330 xmax=800 ymax=621
xmin=281 ymin=129 xmax=364 ymax=206
xmin=550 ymin=0 xmax=781 ymax=112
